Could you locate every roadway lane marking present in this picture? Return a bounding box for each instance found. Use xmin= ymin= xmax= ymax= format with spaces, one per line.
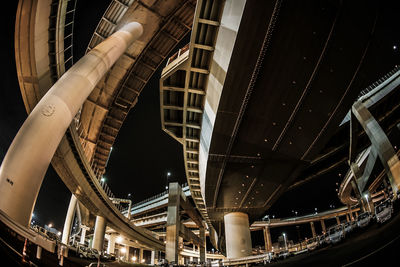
xmin=342 ymin=232 xmax=400 ymax=266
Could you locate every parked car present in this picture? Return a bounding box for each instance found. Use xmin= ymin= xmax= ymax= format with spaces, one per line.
xmin=277 ymin=250 xmax=289 ymax=260
xmin=343 ymin=221 xmax=355 ymax=234
xmin=89 ymin=248 xmax=100 ymax=259
xmin=328 ymin=224 xmax=344 ymax=244
xmin=306 ymin=238 xmax=318 ymax=251
xmin=77 ymin=245 xmax=91 ymax=259
xmin=356 ymin=212 xmax=371 ymax=228
xmin=318 ymin=233 xmax=329 ymax=245
xmin=375 ymin=199 xmax=393 ymax=224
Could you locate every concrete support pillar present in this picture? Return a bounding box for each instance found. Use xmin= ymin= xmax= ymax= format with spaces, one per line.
xmin=126 ymin=246 xmax=130 ymax=262
xmin=92 ymin=216 xmax=107 ymax=252
xmin=336 ymin=217 xmax=341 ymax=225
xmin=320 ymin=220 xmax=326 ymax=234
xmin=139 ymin=248 xmax=143 ymax=263
xmin=199 ymin=227 xmax=206 ymax=263
xmin=224 ymin=212 xmax=252 ymax=259
xmin=36 ymin=246 xmax=42 ymax=259
xmin=263 ymin=226 xmax=272 ymax=252
xmin=166 ymin=182 xmax=180 ymax=263
xmin=61 ymin=194 xmax=77 ymax=245
xmin=365 ymin=193 xmax=375 ymax=214
xmin=80 ymin=226 xmax=88 ymax=245
xmin=151 ymin=250 xmax=156 ymax=265
xmin=310 ymin=221 xmax=316 ymax=238
xmin=353 ymin=101 xmax=400 ymax=197
xmin=348 ymin=206 xmax=354 ymax=221
xmin=107 ymin=234 xmax=116 ymax=254
xmin=0 ymin=22 xmax=143 ymax=227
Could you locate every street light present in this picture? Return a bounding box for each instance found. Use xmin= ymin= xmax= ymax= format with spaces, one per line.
xmin=283 ymin=233 xmax=288 ymax=251
xmin=166 ymin=172 xmax=171 ymax=190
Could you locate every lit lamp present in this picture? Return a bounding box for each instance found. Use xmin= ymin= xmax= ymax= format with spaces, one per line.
xmin=283 ymin=233 xmax=288 ymax=251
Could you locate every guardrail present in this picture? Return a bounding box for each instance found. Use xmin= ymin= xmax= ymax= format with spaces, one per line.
xmin=131 ymin=183 xmax=189 ymax=208
xmin=49 ymin=0 xmax=78 ymax=83
xmin=222 ymin=254 xmax=272 ymax=266
xmin=166 ymin=43 xmax=190 ymax=66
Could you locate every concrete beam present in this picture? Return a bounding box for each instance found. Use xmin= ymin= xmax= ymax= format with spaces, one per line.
xmin=179 ymin=194 xmax=203 ymax=228
xmin=352 ymin=101 xmax=400 ymax=196
xmin=179 ymin=223 xmax=202 ymax=246
xmin=348 ymin=112 xmax=359 ymax=164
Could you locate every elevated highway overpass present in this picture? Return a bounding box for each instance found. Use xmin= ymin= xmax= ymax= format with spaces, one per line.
xmin=160 ymin=0 xmax=400 ymax=258
xmin=3 ymin=0 xmax=199 ymax=259
xmin=3 ymin=0 xmax=400 ymax=264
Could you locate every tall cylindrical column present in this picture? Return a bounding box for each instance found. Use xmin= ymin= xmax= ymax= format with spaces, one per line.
xmin=36 ymin=246 xmax=42 ymax=259
xmin=61 ymin=194 xmax=77 ymax=244
xmin=107 ymin=234 xmax=116 ymax=254
xmin=320 ymin=220 xmax=326 ymax=234
xmin=224 ymin=212 xmax=252 ymax=259
xmin=92 ymin=216 xmax=107 ymax=252
xmin=263 ymin=226 xmax=272 ymax=252
xmin=0 ymin=22 xmax=143 ymax=227
xmin=139 ymin=248 xmax=143 ymax=263
xmin=151 ymin=250 xmax=156 ymax=265
xmin=310 ymin=222 xmax=316 ymax=238
xmin=348 ymin=206 xmax=354 ymax=221
xmin=126 ymin=246 xmax=131 ymax=262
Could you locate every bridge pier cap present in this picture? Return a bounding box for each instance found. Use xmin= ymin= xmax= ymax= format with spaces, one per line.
xmin=0 ymin=21 xmax=143 ymax=226
xmin=224 ymin=212 xmax=252 ymax=259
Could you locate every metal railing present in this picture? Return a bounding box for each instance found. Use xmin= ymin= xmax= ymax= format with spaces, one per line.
xmin=131 ymin=182 xmax=189 ymax=209
xmin=166 ymin=43 xmax=190 ymax=66
xmin=49 ymin=0 xmax=77 ymax=83
xmin=357 ymin=65 xmax=400 ymax=100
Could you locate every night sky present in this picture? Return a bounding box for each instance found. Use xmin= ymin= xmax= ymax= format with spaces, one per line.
xmin=2 ymin=0 xmax=400 ymax=248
